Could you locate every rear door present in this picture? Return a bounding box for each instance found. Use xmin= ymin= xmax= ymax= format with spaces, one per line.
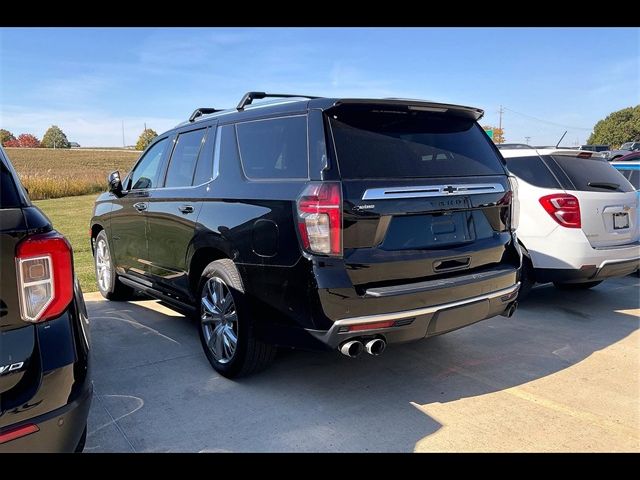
xmin=0 ymin=155 xmax=34 ymax=397
xmin=548 ymin=155 xmax=638 ymax=248
xmin=326 ymin=104 xmax=514 ymax=289
xmin=145 ymin=126 xmax=212 ymax=298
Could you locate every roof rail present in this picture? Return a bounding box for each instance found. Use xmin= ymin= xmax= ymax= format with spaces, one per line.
xmin=189 ymin=107 xmax=224 ymax=123
xmin=236 ymin=91 xmax=319 ymax=111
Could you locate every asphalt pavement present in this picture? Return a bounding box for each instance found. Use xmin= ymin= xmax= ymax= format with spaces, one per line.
xmin=83 ymin=275 xmax=640 ymax=452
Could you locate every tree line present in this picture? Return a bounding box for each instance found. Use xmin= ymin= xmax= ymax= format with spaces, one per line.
xmin=1 ymin=126 xmax=158 ymax=151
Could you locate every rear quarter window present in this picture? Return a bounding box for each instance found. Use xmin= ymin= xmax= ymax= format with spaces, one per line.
xmin=506 ymin=156 xmax=561 ymax=188
xmin=329 ymin=106 xmax=506 ymax=179
xmin=1 ymin=162 xmax=21 ymax=208
xmin=236 ymin=116 xmax=308 ymax=180
xmin=552 ymin=156 xmax=635 ymax=193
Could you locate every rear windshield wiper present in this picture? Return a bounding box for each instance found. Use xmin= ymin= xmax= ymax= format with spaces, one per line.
xmin=588 ymin=182 xmax=620 ymax=191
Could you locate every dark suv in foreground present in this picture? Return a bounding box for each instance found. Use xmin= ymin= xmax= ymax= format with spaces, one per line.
xmin=0 ymin=146 xmax=91 ymax=452
xmin=91 ymin=92 xmax=522 ymax=377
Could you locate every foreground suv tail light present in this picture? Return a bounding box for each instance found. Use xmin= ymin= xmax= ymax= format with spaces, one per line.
xmin=508 ymin=176 xmax=520 ymax=231
xmin=296 ymin=182 xmax=342 ymax=256
xmin=539 ymin=193 xmax=581 ymax=228
xmin=16 ymin=231 xmax=73 ymax=323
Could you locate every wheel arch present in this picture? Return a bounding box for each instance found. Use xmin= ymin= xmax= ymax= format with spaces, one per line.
xmin=188 ymin=246 xmax=233 ymax=295
xmin=90 ymin=223 xmax=104 ymax=254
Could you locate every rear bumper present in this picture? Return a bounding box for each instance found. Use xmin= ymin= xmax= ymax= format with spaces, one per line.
xmin=308 ymin=283 xmax=519 ymax=348
xmin=537 ymin=257 xmax=640 ymax=284
xmin=0 ymin=382 xmax=92 ymax=453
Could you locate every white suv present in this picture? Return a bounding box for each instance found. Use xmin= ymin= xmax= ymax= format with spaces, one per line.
xmin=499 ymin=147 xmax=640 ymax=299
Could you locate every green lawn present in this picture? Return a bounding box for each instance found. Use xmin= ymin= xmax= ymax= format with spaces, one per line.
xmin=33 ymin=194 xmax=100 ymax=293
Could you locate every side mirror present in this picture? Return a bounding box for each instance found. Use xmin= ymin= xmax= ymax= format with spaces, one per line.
xmin=108 ymin=171 xmax=123 ymax=197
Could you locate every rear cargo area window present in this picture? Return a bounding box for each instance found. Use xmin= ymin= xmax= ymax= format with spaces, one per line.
xmin=551 ymin=156 xmax=634 ymax=193
xmin=329 ymin=107 xmax=505 ymax=179
xmin=506 ymin=156 xmax=561 ymax=188
xmin=1 ymin=162 xmax=21 ymax=208
xmin=236 ymin=116 xmax=308 ymax=180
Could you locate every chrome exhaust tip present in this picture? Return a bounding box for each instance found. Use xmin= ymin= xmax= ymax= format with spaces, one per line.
xmin=339 ymin=340 xmax=364 ymax=358
xmin=501 ymin=301 xmax=518 ymax=318
xmin=364 ymin=338 xmax=386 ymax=356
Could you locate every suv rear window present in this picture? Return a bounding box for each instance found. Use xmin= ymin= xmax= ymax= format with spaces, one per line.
xmin=1 ymin=161 xmax=21 ymax=208
xmin=551 ymin=156 xmax=634 ymax=193
xmin=506 ymin=156 xmax=561 ymax=188
xmin=328 ymin=106 xmax=506 ymax=179
xmin=236 ymin=116 xmax=308 ymax=180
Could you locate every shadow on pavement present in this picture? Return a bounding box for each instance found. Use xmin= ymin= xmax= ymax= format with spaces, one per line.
xmin=84 ymin=276 xmax=639 ymax=452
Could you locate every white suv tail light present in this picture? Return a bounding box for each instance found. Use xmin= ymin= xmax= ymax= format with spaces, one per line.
xmin=539 ymin=193 xmax=581 ymax=228
xmin=16 ymin=231 xmax=73 ymax=323
xmin=296 ymin=182 xmax=342 ymax=256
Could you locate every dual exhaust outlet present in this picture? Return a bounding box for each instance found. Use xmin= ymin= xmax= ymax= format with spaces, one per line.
xmin=339 ymin=338 xmax=386 ymax=358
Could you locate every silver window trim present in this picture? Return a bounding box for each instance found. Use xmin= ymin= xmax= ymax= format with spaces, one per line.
xmin=362 ymin=183 xmax=505 ymax=200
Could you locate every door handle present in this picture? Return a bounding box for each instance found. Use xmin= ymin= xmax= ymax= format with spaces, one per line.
xmin=179 ymin=204 xmax=194 ymax=214
xmin=133 ymin=202 xmax=147 ymax=212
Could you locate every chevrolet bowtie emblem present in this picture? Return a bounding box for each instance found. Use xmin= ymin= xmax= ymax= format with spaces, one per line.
xmin=442 ymin=186 xmax=458 ymax=194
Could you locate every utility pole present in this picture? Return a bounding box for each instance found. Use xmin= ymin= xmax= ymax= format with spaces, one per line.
xmin=122 ymin=121 xmax=126 ymax=148
xmin=498 ymin=105 xmax=504 ymax=132
xmin=144 ymin=122 xmax=147 ymax=132
xmin=525 ymin=136 xmax=531 ymax=145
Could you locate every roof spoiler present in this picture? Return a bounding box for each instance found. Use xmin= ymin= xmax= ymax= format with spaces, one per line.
xmin=331 ymin=98 xmax=485 ymax=120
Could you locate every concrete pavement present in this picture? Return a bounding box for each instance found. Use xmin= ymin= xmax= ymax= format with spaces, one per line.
xmin=83 ymin=276 xmax=640 ymax=452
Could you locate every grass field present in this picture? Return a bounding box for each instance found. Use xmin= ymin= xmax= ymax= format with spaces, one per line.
xmin=33 ymin=194 xmax=99 ymax=293
xmin=6 ymin=147 xmax=139 ymax=200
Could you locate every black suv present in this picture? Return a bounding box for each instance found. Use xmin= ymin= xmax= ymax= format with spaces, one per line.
xmin=0 ymin=146 xmax=91 ymax=452
xmin=91 ymin=92 xmax=522 ymax=378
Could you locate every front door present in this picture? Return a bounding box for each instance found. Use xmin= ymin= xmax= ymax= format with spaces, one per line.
xmin=109 ymin=137 xmax=170 ymax=281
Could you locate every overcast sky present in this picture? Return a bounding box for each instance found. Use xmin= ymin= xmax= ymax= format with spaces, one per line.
xmin=1 ymin=27 xmax=637 ymax=147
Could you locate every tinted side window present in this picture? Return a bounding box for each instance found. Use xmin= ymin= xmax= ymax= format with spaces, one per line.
xmin=627 ymin=170 xmax=640 ymax=189
xmin=1 ymin=161 xmax=21 ymax=208
xmin=506 ymin=156 xmax=561 ymax=188
xmin=165 ymin=129 xmax=207 ymax=188
xmin=192 ymin=127 xmax=219 ymax=186
xmin=552 ymin=156 xmax=634 ymax=193
xmin=129 ymin=138 xmax=168 ymax=190
xmin=236 ymin=116 xmax=308 ymax=180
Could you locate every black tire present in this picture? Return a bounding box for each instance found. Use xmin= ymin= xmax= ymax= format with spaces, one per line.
xmin=517 ymin=255 xmax=535 ymax=301
xmin=553 ymin=280 xmax=603 ymax=290
xmin=94 ymin=230 xmax=135 ymax=301
xmin=197 ymin=259 xmax=276 ymax=378
xmin=74 ymin=426 xmax=87 ymax=453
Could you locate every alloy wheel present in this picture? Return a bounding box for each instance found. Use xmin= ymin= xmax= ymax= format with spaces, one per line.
xmin=201 ymin=277 xmax=238 ymax=364
xmin=95 ymin=238 xmax=112 ymax=292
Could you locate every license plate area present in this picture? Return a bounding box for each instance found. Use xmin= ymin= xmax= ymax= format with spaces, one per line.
xmin=613 ymin=212 xmax=629 ymax=230
xmin=382 ymin=210 xmax=476 ymax=250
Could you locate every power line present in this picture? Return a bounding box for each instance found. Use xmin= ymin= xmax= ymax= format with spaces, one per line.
xmin=502 ymin=107 xmax=592 ymax=131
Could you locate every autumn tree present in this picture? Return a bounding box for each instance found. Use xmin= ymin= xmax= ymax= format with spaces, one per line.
xmin=482 ymin=125 xmax=505 ymax=144
xmin=0 ymin=129 xmax=15 ymax=146
xmin=41 ymin=125 xmax=70 ymax=149
xmin=587 ymin=105 xmax=640 ymax=149
xmin=4 ymin=133 xmax=41 ymax=148
xmin=136 ymin=128 xmax=158 ymax=151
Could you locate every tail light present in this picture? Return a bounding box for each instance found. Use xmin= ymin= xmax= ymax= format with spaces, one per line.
xmin=508 ymin=176 xmax=520 ymax=231
xmin=15 ymin=231 xmax=73 ymax=323
xmin=539 ymin=193 xmax=581 ymax=228
xmin=296 ymin=182 xmax=342 ymax=256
